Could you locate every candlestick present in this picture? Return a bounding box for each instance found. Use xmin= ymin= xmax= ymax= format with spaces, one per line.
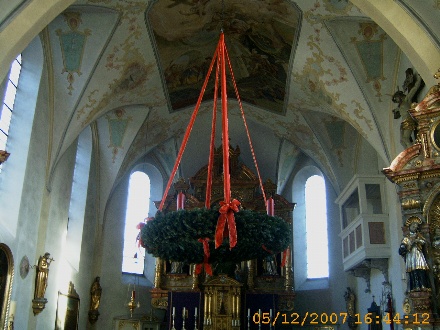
xmin=194 ymin=307 xmax=199 ymax=330
xmin=171 ymin=308 xmax=176 ymax=330
xmin=182 ymin=307 xmax=187 ymax=330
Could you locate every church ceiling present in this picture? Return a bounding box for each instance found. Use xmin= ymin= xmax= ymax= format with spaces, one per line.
xmin=147 ymin=0 xmax=301 ymax=114
xmin=3 ymin=0 xmax=438 ymax=214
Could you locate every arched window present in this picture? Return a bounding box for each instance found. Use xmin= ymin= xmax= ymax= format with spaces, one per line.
xmin=293 ymin=166 xmax=329 ymax=290
xmin=0 ymin=55 xmax=21 ymax=171
xmin=122 ymin=171 xmax=150 ymax=274
xmin=305 ymin=175 xmax=329 ymax=278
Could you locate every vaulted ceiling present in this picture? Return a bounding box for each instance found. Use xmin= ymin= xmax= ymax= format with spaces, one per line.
xmin=1 ymin=0 xmax=440 ymax=218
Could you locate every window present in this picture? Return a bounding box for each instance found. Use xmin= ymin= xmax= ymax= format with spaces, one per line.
xmin=0 ymin=55 xmax=22 ymax=170
xmin=305 ymin=175 xmax=329 ymax=278
xmin=293 ymin=166 xmax=329 ymax=290
xmin=122 ymin=171 xmax=150 ymax=274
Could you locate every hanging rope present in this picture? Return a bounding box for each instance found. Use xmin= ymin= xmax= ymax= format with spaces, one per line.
xmin=158 ymin=42 xmax=220 ymax=211
xmin=224 ymin=46 xmax=267 ymax=205
xmin=205 ymin=56 xmax=220 ymax=208
xmin=158 ymin=31 xmax=267 ymax=252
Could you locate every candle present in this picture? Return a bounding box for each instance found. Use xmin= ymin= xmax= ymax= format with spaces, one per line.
xmin=183 ymin=307 xmax=186 ymax=317
xmin=266 ymin=197 xmax=275 ymax=216
xmin=173 ymin=307 xmax=175 ymax=316
xmin=195 ymin=307 xmax=198 ymax=316
xmin=248 ymin=308 xmax=250 ymax=317
xmin=131 ymin=290 xmax=135 ymax=300
xmin=270 ymin=309 xmax=272 ymax=317
xmin=177 ymin=192 xmax=186 ymax=210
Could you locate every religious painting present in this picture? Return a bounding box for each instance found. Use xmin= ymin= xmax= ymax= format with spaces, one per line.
xmin=146 ymin=0 xmax=301 ymax=114
xmin=55 ymin=282 xmax=80 ymax=330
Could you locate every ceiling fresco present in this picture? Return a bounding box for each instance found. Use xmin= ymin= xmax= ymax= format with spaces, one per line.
xmin=2 ymin=0 xmax=438 ymax=219
xmin=147 ymin=0 xmax=301 ymax=114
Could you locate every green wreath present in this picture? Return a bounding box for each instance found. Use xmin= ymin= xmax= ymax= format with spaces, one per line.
xmin=140 ymin=208 xmax=291 ymax=265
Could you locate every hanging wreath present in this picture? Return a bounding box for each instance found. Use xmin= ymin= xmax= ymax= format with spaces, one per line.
xmin=140 ymin=208 xmax=290 ymax=265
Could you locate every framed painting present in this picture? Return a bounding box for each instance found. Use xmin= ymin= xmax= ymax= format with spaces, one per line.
xmin=55 ymin=282 xmax=80 ymax=330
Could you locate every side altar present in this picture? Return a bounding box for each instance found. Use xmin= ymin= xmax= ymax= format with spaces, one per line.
xmin=383 ymin=69 xmax=440 ymax=328
xmin=149 ymin=145 xmax=296 ymax=329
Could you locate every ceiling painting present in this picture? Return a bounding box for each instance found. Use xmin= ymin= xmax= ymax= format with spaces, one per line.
xmin=146 ymin=0 xmax=301 ymax=114
xmin=106 ymin=108 xmax=132 ymax=163
xmin=351 ymin=23 xmax=386 ymax=99
xmin=323 ymin=0 xmax=353 ymax=13
xmin=56 ymin=12 xmax=91 ymax=95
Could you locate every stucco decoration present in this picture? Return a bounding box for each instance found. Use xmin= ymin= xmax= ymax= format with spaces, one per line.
xmin=147 ymin=0 xmax=301 ymax=114
xmin=56 ymin=12 xmax=91 ymax=95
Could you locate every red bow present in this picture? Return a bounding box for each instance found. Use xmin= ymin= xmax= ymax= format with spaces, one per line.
xmin=195 ymin=238 xmax=212 ymax=276
xmin=215 ymin=199 xmax=241 ymax=249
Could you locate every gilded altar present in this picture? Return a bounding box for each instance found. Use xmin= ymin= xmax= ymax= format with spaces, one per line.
xmin=383 ymin=70 xmax=440 ymax=325
xmin=202 ymin=274 xmax=242 ymax=329
xmin=150 ymin=145 xmax=296 ymax=328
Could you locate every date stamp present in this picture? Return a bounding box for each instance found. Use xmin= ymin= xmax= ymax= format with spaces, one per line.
xmin=251 ymin=312 xmax=431 ymax=326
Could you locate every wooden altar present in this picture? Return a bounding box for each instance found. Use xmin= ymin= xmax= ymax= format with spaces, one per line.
xmin=150 ymin=144 xmax=296 ymax=329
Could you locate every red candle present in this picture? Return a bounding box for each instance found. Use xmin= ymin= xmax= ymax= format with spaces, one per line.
xmin=266 ymin=197 xmax=274 ymax=216
xmin=177 ymin=192 xmax=185 ymax=210
xmin=132 ymin=290 xmax=135 ymax=300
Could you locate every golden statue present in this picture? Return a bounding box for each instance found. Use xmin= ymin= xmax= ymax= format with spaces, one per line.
xmin=34 ymin=252 xmax=53 ymax=299
xmin=90 ymin=276 xmax=102 ymax=311
xmin=88 ymin=276 xmax=102 ymax=324
xmin=32 ymin=252 xmax=54 ymax=315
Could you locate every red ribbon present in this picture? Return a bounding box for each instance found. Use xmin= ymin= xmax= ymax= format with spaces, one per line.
xmin=215 ymin=199 xmax=241 ymax=249
xmin=262 ymin=244 xmax=273 ymax=254
xmin=195 ymin=238 xmax=212 ymax=276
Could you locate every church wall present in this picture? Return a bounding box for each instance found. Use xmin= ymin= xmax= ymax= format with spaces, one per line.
xmin=71 ymin=146 xmax=100 ymax=329
xmin=6 ymin=118 xmax=78 ymax=329
xmin=0 ymin=43 xmax=54 ymax=330
xmin=281 ymin=155 xmax=350 ymax=320
xmin=98 ymin=173 xmax=154 ymax=330
xmin=282 ymin=145 xmax=409 ymax=329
